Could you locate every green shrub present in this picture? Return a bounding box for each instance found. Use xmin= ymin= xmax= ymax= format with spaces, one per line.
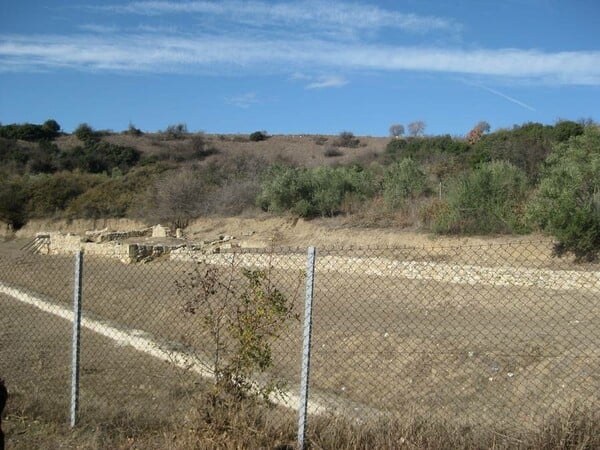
xmin=323 ymin=147 xmax=343 ymax=157
xmin=257 ymin=165 xmax=376 ymax=217
xmin=164 ymin=123 xmax=188 ymax=140
xmin=383 ymin=158 xmax=428 ymax=210
xmin=0 ymin=120 xmax=60 ymax=141
xmin=385 ymin=135 xmax=470 ymax=161
xmin=527 ymin=127 xmax=600 ymax=261
xmin=179 ymin=264 xmax=297 ymax=400
xmin=42 ymin=119 xmax=61 ymax=134
xmin=471 ymin=122 xmax=556 ymax=181
xmin=0 ymin=139 xmax=63 ymax=174
xmin=59 ymin=141 xmax=140 ymax=174
xmin=67 ymin=167 xmax=157 ymax=218
xmin=123 ymin=123 xmax=143 ymax=136
xmin=553 ymin=120 xmax=584 ymax=142
xmin=249 ymin=131 xmax=268 ymax=142
xmin=0 ymin=177 xmax=28 ymax=228
xmin=28 ymin=141 xmax=60 ymax=173
xmin=0 ymin=138 xmax=30 ymax=170
xmin=334 ymin=131 xmax=360 ymax=148
xmin=26 ymin=172 xmax=103 ymax=218
xmin=433 ymin=161 xmax=529 ymax=234
xmin=385 ymin=138 xmax=407 ymax=156
xmin=74 ymin=123 xmax=99 ymax=142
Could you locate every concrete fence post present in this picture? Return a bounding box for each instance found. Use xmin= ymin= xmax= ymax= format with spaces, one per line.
xmin=298 ymin=246 xmax=316 ymax=450
xmin=70 ymin=250 xmax=83 ymax=428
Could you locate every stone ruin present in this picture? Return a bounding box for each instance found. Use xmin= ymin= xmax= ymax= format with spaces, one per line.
xmin=23 ymin=224 xmax=254 ymax=264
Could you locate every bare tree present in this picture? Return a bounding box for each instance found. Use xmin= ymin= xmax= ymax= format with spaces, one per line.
xmin=408 ymin=121 xmax=426 ymax=137
xmin=389 ymin=124 xmax=405 ymax=138
xmin=474 ymin=121 xmax=491 ymax=133
xmin=577 ymin=117 xmax=595 ymax=127
xmin=151 ymin=168 xmax=209 ymax=228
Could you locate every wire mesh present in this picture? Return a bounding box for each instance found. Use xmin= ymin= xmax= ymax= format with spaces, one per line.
xmin=0 ymin=243 xmax=74 ymax=424
xmin=307 ymin=242 xmax=600 ymax=432
xmin=1 ymin=238 xmax=599 ymax=438
xmin=76 ymin=246 xmax=306 ymax=427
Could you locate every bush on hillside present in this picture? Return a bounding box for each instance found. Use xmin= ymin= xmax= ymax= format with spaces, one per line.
xmin=74 ymin=123 xmax=100 ymax=143
xmin=190 ymin=134 xmax=219 ymax=159
xmin=148 ymin=168 xmax=212 ymax=229
xmin=60 ymin=141 xmax=140 ymax=174
xmin=553 ymin=120 xmax=584 ymax=142
xmin=0 ymin=138 xmax=31 ymax=169
xmin=257 ymin=165 xmax=376 ymax=217
xmin=471 ymin=122 xmax=557 ymax=181
xmin=383 ymin=158 xmax=429 ymax=210
xmin=334 ymin=131 xmax=360 ymax=148
xmin=28 ymin=141 xmax=60 ymax=173
xmin=433 ymin=161 xmax=529 ymax=234
xmin=0 ymin=120 xmax=61 ymax=141
xmin=0 ymin=178 xmax=28 ymax=228
xmin=26 ymin=172 xmax=103 ymax=218
xmin=385 ymin=135 xmax=470 ymax=161
xmin=249 ymin=131 xmax=269 ymax=142
xmin=527 ymin=127 xmax=600 ymax=261
xmin=123 ymin=123 xmax=143 ymax=136
xmin=163 ymin=123 xmax=188 ymax=140
xmin=67 ymin=166 xmax=159 ymax=219
xmin=323 ymin=147 xmax=343 ymax=157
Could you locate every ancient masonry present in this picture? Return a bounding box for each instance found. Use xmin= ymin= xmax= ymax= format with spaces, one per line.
xmin=21 ymin=226 xmax=600 ymax=292
xmin=25 ymin=224 xmax=247 ymax=264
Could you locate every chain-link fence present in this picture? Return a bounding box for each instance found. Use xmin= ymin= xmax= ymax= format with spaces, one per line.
xmin=1 ymin=239 xmax=599 ymax=446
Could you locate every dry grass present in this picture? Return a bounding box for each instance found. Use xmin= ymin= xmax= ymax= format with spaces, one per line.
xmin=55 ymin=133 xmax=390 ymax=169
xmin=0 ymin=296 xmax=208 ymax=449
xmin=1 ymin=239 xmax=599 ymax=448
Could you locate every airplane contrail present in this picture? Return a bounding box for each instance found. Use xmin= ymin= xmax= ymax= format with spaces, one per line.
xmin=478 ymin=84 xmax=536 ymax=111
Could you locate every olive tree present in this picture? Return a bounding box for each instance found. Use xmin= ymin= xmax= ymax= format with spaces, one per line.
xmin=527 ymin=127 xmax=600 ymax=261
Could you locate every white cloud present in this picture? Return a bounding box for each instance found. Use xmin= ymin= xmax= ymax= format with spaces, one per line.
xmin=305 ymin=75 xmax=348 ymax=89
xmin=226 ymin=92 xmax=258 ymax=108
xmin=96 ymin=1 xmax=458 ymax=35
xmin=1 ymin=33 xmax=599 ymax=85
xmin=79 ymin=24 xmax=119 ymax=33
xmin=290 ymin=72 xmax=311 ymax=81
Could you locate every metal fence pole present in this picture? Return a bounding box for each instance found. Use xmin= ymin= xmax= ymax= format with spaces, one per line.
xmin=297 ymin=246 xmax=316 ymax=450
xmin=70 ymin=250 xmax=83 ymax=428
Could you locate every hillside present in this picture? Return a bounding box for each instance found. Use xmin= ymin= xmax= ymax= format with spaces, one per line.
xmin=1 ymin=121 xmax=598 ymax=260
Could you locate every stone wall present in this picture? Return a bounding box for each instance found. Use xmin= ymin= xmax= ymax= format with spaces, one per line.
xmin=47 ymin=232 xmax=82 ymax=255
xmin=31 ymin=228 xmax=260 ymax=264
xmin=37 ymin=231 xmax=181 ymax=264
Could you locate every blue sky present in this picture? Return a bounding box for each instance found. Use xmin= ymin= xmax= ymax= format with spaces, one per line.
xmin=1 ymin=0 xmax=599 ymax=136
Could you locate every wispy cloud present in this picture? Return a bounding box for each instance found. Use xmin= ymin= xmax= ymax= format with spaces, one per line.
xmin=305 ymin=75 xmax=348 ymax=89
xmin=1 ymin=33 xmax=599 ymax=85
xmin=79 ymin=24 xmax=119 ymax=33
xmin=477 ymin=84 xmax=536 ymax=111
xmin=95 ymin=1 xmax=458 ymax=35
xmin=226 ymin=91 xmax=258 ymax=108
